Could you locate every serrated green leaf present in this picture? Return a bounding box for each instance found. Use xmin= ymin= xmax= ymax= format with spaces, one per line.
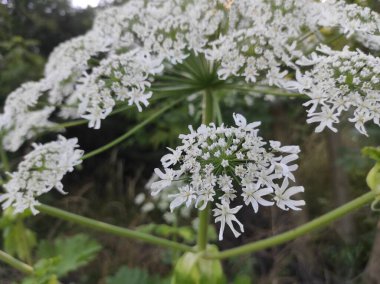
xmin=21 ymin=257 xmax=60 ymax=284
xmin=36 ymin=234 xmax=102 ymax=277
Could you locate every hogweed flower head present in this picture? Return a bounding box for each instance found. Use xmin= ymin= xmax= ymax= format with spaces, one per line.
xmin=286 ymin=45 xmax=380 ymax=136
xmin=2 ymin=0 xmax=380 ymax=151
xmin=151 ymin=114 xmax=305 ymax=240
xmin=0 ymin=136 xmax=83 ymax=215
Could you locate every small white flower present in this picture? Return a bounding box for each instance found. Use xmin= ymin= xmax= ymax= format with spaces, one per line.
xmin=161 ymin=148 xmax=182 ymax=168
xmin=151 ymin=168 xmax=176 ymax=195
xmin=213 ymin=201 xmax=244 ymax=241
xmin=221 ymin=160 xmax=229 ymax=168
xmin=233 ymin=113 xmax=261 ymax=132
xmin=242 ymin=183 xmax=274 ymax=213
xmin=273 ymin=179 xmax=306 ymax=211
xmin=307 ymin=106 xmax=339 ymax=133
xmin=169 ymin=185 xmax=196 ymax=212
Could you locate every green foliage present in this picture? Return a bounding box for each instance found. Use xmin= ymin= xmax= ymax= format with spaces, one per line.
xmin=3 ymin=0 xmax=94 ymax=56
xmin=0 ymin=36 xmax=44 ymax=97
xmin=36 ymin=234 xmax=102 ymax=277
xmin=106 ymin=266 xmax=170 ymax=284
xmin=0 ymin=0 xmax=95 ymax=98
xmin=171 ymin=245 xmax=226 ymax=284
xmin=367 ymin=163 xmax=380 ymax=193
xmin=228 ymin=256 xmax=256 ymax=284
xmin=20 ymin=234 xmax=101 ymax=283
xmin=233 ymin=275 xmax=252 ymax=284
xmin=362 ymin=146 xmax=380 ymax=162
xmin=22 ymin=258 xmax=61 ymax=284
xmin=0 ymin=209 xmax=36 ymax=263
xmin=362 ymin=147 xmax=380 ymax=193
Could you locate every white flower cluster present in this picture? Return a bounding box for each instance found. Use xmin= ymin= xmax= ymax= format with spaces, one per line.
xmin=2 ymin=0 xmax=380 ymax=151
xmin=289 ymin=45 xmax=380 ymax=136
xmin=74 ymin=50 xmax=164 ymax=129
xmin=305 ymin=0 xmax=380 ymax=50
xmin=151 ymin=114 xmax=305 ymax=240
xmin=0 ymin=136 xmax=83 ymax=215
xmin=0 ymin=81 xmax=57 ymax=152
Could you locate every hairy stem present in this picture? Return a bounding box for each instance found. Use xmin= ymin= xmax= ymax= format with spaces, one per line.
xmin=0 ymin=249 xmax=34 ymax=275
xmin=37 ymin=204 xmax=195 ymax=253
xmin=204 ymin=191 xmax=376 ymax=259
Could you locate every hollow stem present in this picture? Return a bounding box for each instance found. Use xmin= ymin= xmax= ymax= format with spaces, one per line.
xmin=0 ymin=249 xmax=34 ymax=275
xmin=204 ymin=191 xmax=376 ymax=259
xmin=37 ymin=204 xmax=195 ymax=253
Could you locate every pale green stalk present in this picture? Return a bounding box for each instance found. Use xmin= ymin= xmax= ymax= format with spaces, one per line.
xmin=0 ymin=249 xmax=34 ymax=274
xmin=82 ymin=98 xmax=182 ymax=160
xmin=197 ymin=90 xmax=214 ymax=251
xmin=204 ymin=191 xmax=376 ymax=259
xmin=37 ymin=204 xmax=195 ymax=253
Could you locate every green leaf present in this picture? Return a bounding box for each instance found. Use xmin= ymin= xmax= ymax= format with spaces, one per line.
xmin=3 ymin=220 xmax=36 ymax=264
xmin=171 ymin=245 xmax=226 ymax=284
xmin=106 ymin=266 xmax=170 ymax=284
xmin=36 ymin=234 xmax=102 ymax=277
xmin=367 ymin=163 xmax=380 ymax=193
xmin=21 ymin=257 xmax=60 ymax=284
xmin=0 ymin=208 xmax=36 ymax=263
xmin=362 ymin=146 xmax=380 ymax=162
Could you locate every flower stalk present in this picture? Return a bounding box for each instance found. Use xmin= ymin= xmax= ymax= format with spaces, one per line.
xmin=37 ymin=204 xmax=195 ymax=253
xmin=204 ymin=191 xmax=376 ymax=259
xmin=0 ymin=249 xmax=34 ymax=275
xmin=197 ymin=90 xmax=214 ymax=251
xmin=82 ymin=97 xmax=183 ymax=160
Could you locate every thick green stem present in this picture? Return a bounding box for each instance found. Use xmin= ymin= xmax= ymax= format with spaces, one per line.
xmin=204 ymin=191 xmax=376 ymax=260
xmin=0 ymin=135 xmax=10 ymax=171
xmin=0 ymin=249 xmax=34 ymax=275
xmin=202 ymin=90 xmax=214 ymax=125
xmin=197 ymin=205 xmax=211 ymax=251
xmin=82 ymin=98 xmax=182 ymax=160
xmin=37 ymin=204 xmax=195 ymax=253
xmin=197 ymin=91 xmax=214 ymax=251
